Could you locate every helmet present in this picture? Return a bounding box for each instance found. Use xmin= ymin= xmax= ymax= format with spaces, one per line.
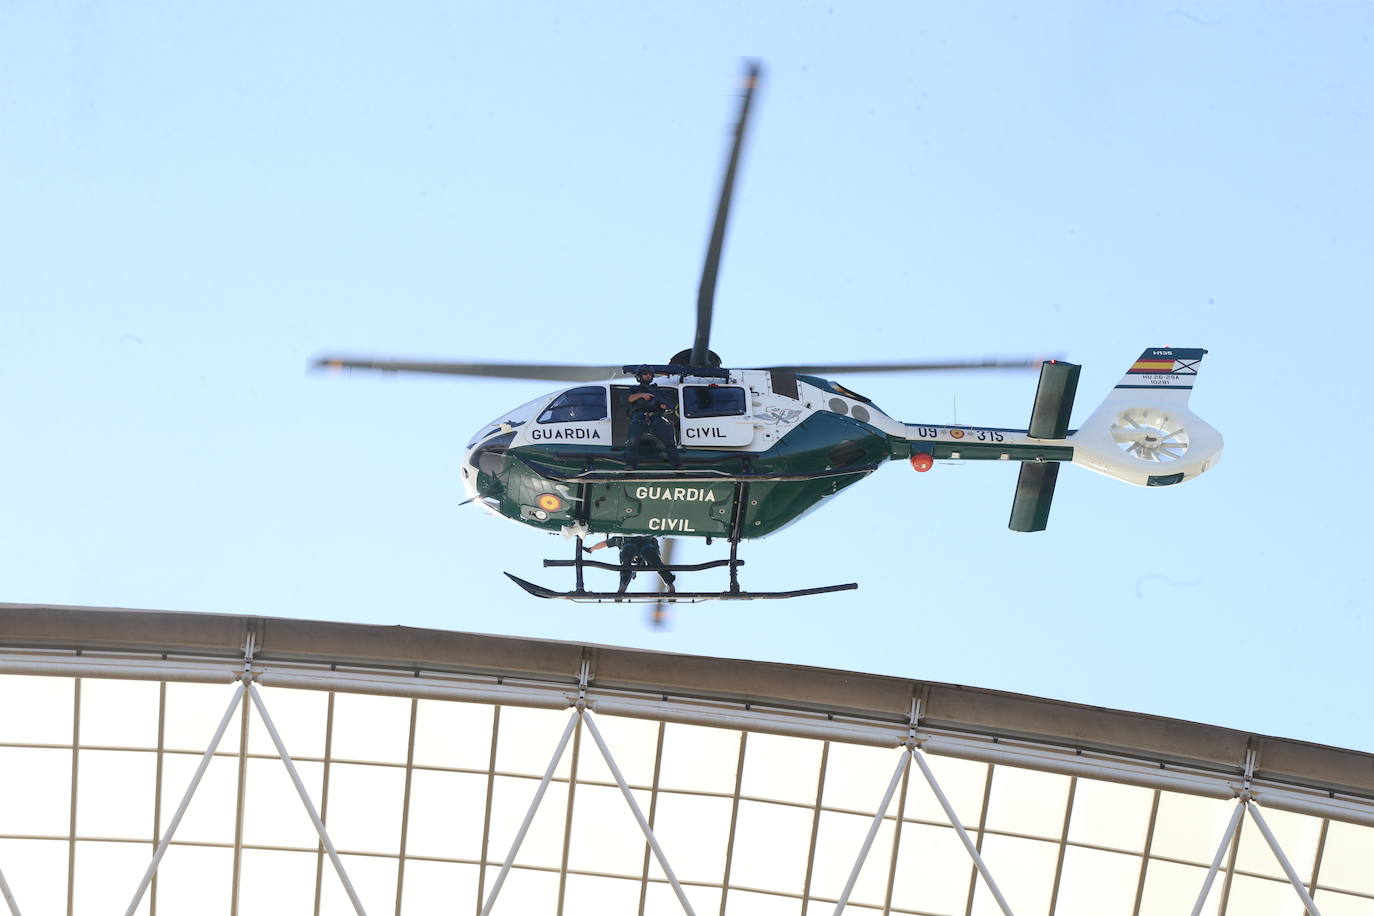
xmin=634 ymin=365 xmax=655 ymax=383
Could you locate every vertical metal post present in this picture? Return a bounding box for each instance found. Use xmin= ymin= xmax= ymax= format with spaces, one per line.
xmin=719 ymin=732 xmax=749 ymax=916
xmin=1047 ymin=776 xmax=1078 ymax=915
xmin=1188 ymin=801 xmax=1245 ymax=916
xmin=909 ymin=748 xmax=1014 ymax=916
xmin=124 ymin=683 xmax=246 ymax=916
xmin=313 ymin=691 xmax=337 ymax=916
xmin=479 ymin=709 xmax=580 ymax=916
xmin=151 ymin=681 xmax=168 ymax=916
xmin=799 ymin=742 xmax=829 ymax=908
xmin=1244 ymin=801 xmax=1322 ymax=915
xmin=248 ymin=684 xmax=368 ymax=916
xmin=66 ymin=678 xmax=80 ymax=916
xmin=555 ymin=713 xmax=584 ymax=915
xmin=475 ymin=706 xmax=501 ymax=916
xmin=831 ymin=749 xmax=909 ymax=915
xmin=581 ymin=711 xmax=697 ymax=916
xmin=635 ymin=721 xmax=667 ymax=916
xmin=394 ymin=698 xmax=419 ymax=916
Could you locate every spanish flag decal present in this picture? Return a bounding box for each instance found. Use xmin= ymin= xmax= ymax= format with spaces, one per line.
xmin=1129 ymin=358 xmax=1178 ymax=373
xmin=1115 ymin=348 xmax=1208 ymax=389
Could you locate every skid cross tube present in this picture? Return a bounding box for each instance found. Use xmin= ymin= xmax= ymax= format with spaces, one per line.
xmin=728 ymin=480 xmax=748 ymax=592
xmin=573 ymin=537 xmax=586 ymax=593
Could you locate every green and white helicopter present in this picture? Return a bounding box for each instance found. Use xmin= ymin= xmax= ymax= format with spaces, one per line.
xmin=317 ymin=64 xmax=1222 ymax=616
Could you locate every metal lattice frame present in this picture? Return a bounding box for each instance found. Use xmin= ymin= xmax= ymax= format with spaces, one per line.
xmin=0 ymin=606 xmax=1371 ymax=915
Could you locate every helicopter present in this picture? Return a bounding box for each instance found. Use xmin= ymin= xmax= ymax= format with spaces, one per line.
xmin=316 ymin=63 xmax=1223 ymax=621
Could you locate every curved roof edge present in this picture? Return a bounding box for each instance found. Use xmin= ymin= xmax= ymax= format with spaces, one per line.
xmin=2 ymin=602 xmax=1371 ymax=804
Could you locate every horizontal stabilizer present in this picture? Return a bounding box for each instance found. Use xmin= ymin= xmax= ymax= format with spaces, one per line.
xmin=1009 ymin=462 xmax=1060 ymax=532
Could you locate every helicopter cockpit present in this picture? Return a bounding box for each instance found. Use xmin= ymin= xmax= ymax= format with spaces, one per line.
xmin=470 ymin=380 xmax=759 ymax=459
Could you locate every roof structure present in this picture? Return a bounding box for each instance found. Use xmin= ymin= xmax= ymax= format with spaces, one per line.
xmin=0 ymin=602 xmax=1370 ymax=915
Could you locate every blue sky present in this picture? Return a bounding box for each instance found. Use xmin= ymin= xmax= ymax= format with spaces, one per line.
xmin=4 ymin=1 xmax=1372 ymax=752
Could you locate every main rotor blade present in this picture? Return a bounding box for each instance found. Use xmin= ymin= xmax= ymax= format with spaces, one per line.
xmin=692 ymin=61 xmax=762 ymax=367
xmin=647 ymin=538 xmax=677 ymax=629
xmin=762 ymin=356 xmax=1048 ymax=375
xmin=313 ymin=357 xmax=622 ymax=382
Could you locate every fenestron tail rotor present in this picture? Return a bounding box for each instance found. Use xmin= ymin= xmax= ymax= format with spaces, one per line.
xmin=1110 ymin=407 xmax=1191 ymax=462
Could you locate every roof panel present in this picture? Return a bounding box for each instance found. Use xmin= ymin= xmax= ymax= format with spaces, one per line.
xmin=1 ymin=604 xmax=1372 ymax=914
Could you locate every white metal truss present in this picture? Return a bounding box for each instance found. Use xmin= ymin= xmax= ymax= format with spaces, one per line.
xmin=1189 ymin=749 xmax=1325 ymax=916
xmin=0 ymin=869 xmax=18 ymax=916
xmin=479 ymin=708 xmax=579 ymax=915
xmin=247 ymin=683 xmax=367 ymax=915
xmin=1189 ymin=796 xmax=1244 ymax=915
xmin=910 ymin=746 xmax=1016 ymax=916
xmin=580 ymin=709 xmax=697 ymax=915
xmin=0 ymin=646 xmax=1370 ymax=914
xmin=1245 ymin=800 xmax=1322 ymax=913
xmin=114 ymin=672 xmax=368 ymax=916
xmin=124 ymin=682 xmax=246 ymax=916
xmin=481 ymin=667 xmax=700 ymax=916
xmin=831 ymin=746 xmax=909 ymax=914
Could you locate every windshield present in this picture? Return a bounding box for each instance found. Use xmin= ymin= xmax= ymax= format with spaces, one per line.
xmin=466 ymin=393 xmax=554 ymax=447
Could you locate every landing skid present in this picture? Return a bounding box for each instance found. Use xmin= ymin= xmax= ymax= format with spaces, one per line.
xmin=507 ymin=481 xmax=860 ymax=605
xmin=505 ymin=573 xmax=856 ymax=603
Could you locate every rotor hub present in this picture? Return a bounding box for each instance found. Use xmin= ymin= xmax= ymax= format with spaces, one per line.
xmin=668 ymin=348 xmax=722 ymax=369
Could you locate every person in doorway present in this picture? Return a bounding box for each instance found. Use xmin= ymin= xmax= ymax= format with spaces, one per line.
xmin=586 ymin=535 xmax=675 ymax=594
xmin=624 ymin=366 xmax=683 ymax=471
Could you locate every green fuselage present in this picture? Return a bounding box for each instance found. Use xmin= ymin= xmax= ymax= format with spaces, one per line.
xmin=471 ymin=409 xmax=891 ymax=539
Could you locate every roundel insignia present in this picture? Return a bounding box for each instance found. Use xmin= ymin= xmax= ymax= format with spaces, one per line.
xmin=536 ymin=493 xmax=563 ymax=512
xmin=950 ymin=429 xmax=965 ymax=440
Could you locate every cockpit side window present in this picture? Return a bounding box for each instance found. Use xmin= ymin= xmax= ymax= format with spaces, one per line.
xmin=537 ymin=386 xmax=608 ymax=423
xmin=683 ymin=385 xmax=747 ymax=419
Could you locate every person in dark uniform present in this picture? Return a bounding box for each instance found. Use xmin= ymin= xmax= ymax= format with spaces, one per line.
xmin=625 ymin=366 xmax=684 ymax=470
xmin=586 ymin=535 xmax=676 ymax=594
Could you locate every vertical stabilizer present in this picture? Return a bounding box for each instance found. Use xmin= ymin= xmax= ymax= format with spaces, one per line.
xmin=1070 ymin=347 xmax=1222 ymax=487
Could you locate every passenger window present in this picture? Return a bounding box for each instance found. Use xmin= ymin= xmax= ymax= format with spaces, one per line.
xmin=537 ymin=386 xmax=608 ymax=423
xmin=683 ymin=386 xmax=747 ymax=419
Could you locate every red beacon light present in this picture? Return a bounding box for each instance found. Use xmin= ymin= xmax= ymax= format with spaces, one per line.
xmin=910 ymin=453 xmax=934 ymax=473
